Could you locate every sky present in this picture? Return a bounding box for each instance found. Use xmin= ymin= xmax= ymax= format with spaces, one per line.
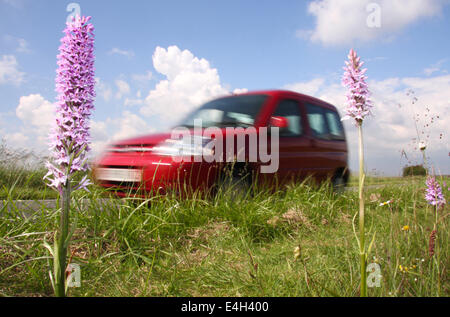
xmin=0 ymin=0 xmax=449 ymax=176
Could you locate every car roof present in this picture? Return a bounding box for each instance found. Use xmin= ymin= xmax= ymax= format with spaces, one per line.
xmin=228 ymin=89 xmax=339 ymax=112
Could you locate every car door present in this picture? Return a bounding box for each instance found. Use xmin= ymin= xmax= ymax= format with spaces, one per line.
xmin=304 ymin=103 xmax=346 ymax=182
xmin=270 ymin=98 xmax=315 ymax=184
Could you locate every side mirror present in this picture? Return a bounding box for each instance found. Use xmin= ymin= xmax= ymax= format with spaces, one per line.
xmin=270 ymin=116 xmax=289 ymax=129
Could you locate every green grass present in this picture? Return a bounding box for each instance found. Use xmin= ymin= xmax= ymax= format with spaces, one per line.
xmin=0 ymin=165 xmax=58 ymax=200
xmin=0 ymin=165 xmax=448 ymax=297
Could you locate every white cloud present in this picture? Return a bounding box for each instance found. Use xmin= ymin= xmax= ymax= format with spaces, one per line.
xmin=115 ymin=79 xmax=131 ymax=99
xmin=232 ymin=88 xmax=249 ymax=94
xmin=124 ymin=98 xmax=144 ymax=107
xmin=424 ymin=67 xmax=441 ymax=77
xmin=16 ymin=38 xmax=30 ymax=53
xmin=132 ymin=71 xmax=153 ymax=83
xmin=0 ymin=55 xmax=25 ymax=85
xmin=90 ymin=119 xmax=108 ymax=142
xmin=108 ymin=48 xmax=135 ymax=58
xmin=89 ymin=112 xmax=155 ymax=156
xmin=110 ymin=111 xmax=153 ymax=141
xmin=285 ymin=74 xmax=450 ymax=175
xmin=16 ymin=94 xmax=54 ymax=128
xmin=7 ymin=94 xmax=155 ymax=156
xmin=95 ymin=77 xmax=113 ymax=102
xmin=89 ymin=119 xmax=109 ymax=156
xmin=3 ymin=35 xmax=31 ymax=53
xmin=299 ymin=0 xmax=447 ymax=46
xmin=140 ymin=45 xmax=229 ymax=124
xmin=364 ymin=76 xmax=449 ymax=174
xmin=3 ymin=132 xmax=29 ymax=148
xmin=124 ymin=90 xmax=146 ymax=106
xmin=423 ymin=59 xmax=448 ymax=76
xmin=283 ymin=78 xmax=325 ymax=96
xmin=15 ymin=94 xmax=54 ymax=144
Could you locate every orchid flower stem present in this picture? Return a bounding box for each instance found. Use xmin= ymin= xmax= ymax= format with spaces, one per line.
xmin=433 ymin=204 xmax=440 ymax=296
xmin=54 ymin=182 xmax=71 ymax=297
xmin=421 ymin=149 xmax=428 ymax=175
xmin=358 ymin=123 xmax=367 ymax=297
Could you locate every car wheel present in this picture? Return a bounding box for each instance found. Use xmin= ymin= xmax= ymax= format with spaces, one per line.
xmin=332 ymin=173 xmax=346 ymax=194
xmin=216 ymin=167 xmax=252 ymax=199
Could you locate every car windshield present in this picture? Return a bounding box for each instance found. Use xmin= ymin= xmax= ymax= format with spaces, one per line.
xmin=178 ymin=94 xmax=268 ymax=128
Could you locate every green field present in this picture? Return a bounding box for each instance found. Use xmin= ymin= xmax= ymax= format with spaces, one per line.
xmin=0 ymin=164 xmax=448 ymax=297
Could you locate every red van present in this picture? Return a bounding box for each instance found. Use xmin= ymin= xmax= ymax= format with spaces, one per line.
xmin=93 ymin=90 xmax=349 ymax=196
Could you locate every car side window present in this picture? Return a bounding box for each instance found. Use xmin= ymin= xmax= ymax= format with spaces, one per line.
xmin=272 ymin=99 xmax=303 ymax=136
xmin=306 ymin=103 xmax=330 ymax=140
xmin=324 ymin=110 xmax=345 ymax=140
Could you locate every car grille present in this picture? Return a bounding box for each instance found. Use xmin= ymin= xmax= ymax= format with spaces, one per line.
xmin=94 ymin=165 xmax=142 ymax=187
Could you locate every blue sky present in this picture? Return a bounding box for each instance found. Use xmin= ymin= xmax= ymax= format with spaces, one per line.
xmin=0 ymin=0 xmax=449 ymax=175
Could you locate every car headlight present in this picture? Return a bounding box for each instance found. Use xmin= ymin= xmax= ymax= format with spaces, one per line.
xmin=152 ymin=136 xmax=214 ymax=157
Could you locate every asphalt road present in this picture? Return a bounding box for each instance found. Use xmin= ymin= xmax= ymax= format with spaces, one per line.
xmin=0 ymin=198 xmax=122 ymax=221
xmin=0 ymin=184 xmax=389 ymax=219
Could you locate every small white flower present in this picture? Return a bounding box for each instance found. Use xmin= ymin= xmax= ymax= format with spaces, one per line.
xmin=419 ymin=141 xmax=426 ymax=151
xmin=379 ymin=200 xmax=392 ymax=206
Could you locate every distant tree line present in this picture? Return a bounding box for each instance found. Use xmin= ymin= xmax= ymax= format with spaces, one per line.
xmin=403 ymin=165 xmax=427 ymax=177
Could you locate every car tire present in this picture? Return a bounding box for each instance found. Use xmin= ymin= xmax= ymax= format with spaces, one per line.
xmin=216 ymin=166 xmax=252 ymax=199
xmin=332 ymin=173 xmax=346 ymax=194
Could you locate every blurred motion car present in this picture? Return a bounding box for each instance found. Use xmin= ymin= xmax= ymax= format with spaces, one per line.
xmin=92 ymin=90 xmax=349 ymax=197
